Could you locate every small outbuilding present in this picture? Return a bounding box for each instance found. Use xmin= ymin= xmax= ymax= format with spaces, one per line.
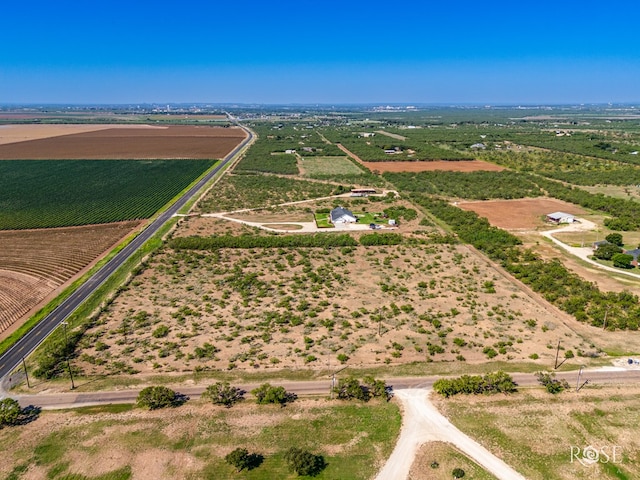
xmin=546 ymin=211 xmax=576 ymax=224
xmin=330 ymin=207 xmax=357 ymax=224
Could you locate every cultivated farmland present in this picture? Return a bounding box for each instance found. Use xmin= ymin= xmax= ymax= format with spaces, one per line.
xmin=0 ymin=125 xmax=246 ymax=159
xmin=0 ymin=221 xmax=141 ymax=336
xmin=0 ymin=159 xmax=216 ymax=229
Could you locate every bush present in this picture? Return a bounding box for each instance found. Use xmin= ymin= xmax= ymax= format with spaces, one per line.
xmin=152 ymin=325 xmax=169 ymax=338
xmin=284 ymin=447 xmax=326 ymax=476
xmin=433 ymin=371 xmax=517 ymax=398
xmin=224 ymin=447 xmax=263 ymax=472
xmin=203 ymin=382 xmax=245 ymax=408
xmin=333 ymin=377 xmax=390 ymax=401
xmin=252 ymin=383 xmax=296 ymax=406
xmin=535 ymin=371 xmax=570 ymax=394
xmin=0 ymin=398 xmax=21 ymax=427
xmin=452 ymin=467 xmax=466 ymax=478
xmin=594 ymin=243 xmax=623 ymax=260
xmin=136 ymin=386 xmax=184 ymax=409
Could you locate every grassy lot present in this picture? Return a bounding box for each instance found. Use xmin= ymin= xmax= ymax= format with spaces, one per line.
xmin=409 ymin=441 xmax=497 ymax=480
xmin=299 ymin=156 xmax=365 ymax=176
xmin=433 ymin=385 xmax=640 ymax=480
xmin=0 ymin=399 xmax=400 ymax=480
xmin=314 ymin=212 xmax=334 ymax=228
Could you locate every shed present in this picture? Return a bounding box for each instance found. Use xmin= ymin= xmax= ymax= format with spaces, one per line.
xmin=546 ymin=211 xmax=575 ymax=224
xmin=330 ymin=207 xmax=357 ymax=224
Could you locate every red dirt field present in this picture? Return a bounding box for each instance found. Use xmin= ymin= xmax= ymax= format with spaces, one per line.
xmin=0 ymin=221 xmax=142 ymax=338
xmin=363 ymin=159 xmax=506 ymax=173
xmin=0 ymin=125 xmax=246 ymax=159
xmin=456 ymin=198 xmax=586 ymax=229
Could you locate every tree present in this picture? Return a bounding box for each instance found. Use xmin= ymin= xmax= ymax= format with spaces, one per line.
xmin=252 ymin=383 xmax=296 ymax=406
xmin=136 ymin=386 xmax=182 ymax=410
xmin=0 ymin=398 xmax=21 ymax=427
xmin=334 ymin=377 xmax=368 ymax=401
xmin=535 ymin=372 xmax=569 ymax=394
xmin=452 ymin=467 xmax=466 ymax=478
xmin=612 ymin=253 xmax=633 ymax=269
xmin=605 ymin=233 xmax=624 ymax=246
xmin=363 ymin=376 xmax=391 ymax=400
xmin=203 ymin=382 xmax=244 ymax=408
xmin=284 ymin=447 xmax=326 ymax=476
xmin=594 ymin=243 xmax=623 ymax=260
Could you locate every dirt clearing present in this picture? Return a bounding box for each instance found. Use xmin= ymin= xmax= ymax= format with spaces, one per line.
xmin=364 ymin=160 xmax=505 ymax=173
xmin=0 ymin=125 xmax=246 ymax=159
xmin=0 ymin=124 xmax=163 ymax=145
xmin=457 ymin=198 xmax=586 ymax=230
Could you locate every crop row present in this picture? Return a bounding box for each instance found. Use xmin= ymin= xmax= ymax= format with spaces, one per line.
xmin=0 ymin=159 xmax=215 ymax=229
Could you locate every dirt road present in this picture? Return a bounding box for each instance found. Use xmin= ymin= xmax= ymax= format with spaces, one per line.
xmin=375 ymin=389 xmax=526 ymax=480
xmin=541 ymin=219 xmax=640 ymax=280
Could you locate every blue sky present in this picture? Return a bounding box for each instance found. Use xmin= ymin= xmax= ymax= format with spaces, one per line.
xmin=2 ymin=0 xmax=639 ymax=104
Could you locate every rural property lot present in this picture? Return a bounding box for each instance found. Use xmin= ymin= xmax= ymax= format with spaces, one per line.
xmin=0 ymin=125 xmax=246 ymax=159
xmin=457 ymin=198 xmax=586 ymax=230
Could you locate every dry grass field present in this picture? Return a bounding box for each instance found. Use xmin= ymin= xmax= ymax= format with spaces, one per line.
xmin=433 ymin=384 xmax=640 ymax=480
xmin=0 ymin=125 xmax=246 ymax=159
xmin=0 ymin=398 xmax=400 ymax=480
xmin=409 ymin=441 xmax=497 ymax=479
xmin=0 ymin=221 xmax=142 ymax=338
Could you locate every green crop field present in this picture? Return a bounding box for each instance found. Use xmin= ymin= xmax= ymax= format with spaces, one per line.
xmin=0 ymin=159 xmax=216 ymax=229
xmin=299 ymin=156 xmax=365 ymax=176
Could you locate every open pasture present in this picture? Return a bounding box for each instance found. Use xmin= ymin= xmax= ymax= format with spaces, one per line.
xmin=364 ymin=159 xmax=505 ymax=173
xmin=0 ymin=399 xmax=400 ymax=480
xmin=0 ymin=125 xmax=246 ymax=159
xmin=298 ymin=156 xmax=365 ymax=176
xmin=457 ymin=198 xmax=586 ymax=230
xmin=0 ymin=221 xmax=141 ymax=337
xmin=434 ymin=384 xmax=640 ymax=480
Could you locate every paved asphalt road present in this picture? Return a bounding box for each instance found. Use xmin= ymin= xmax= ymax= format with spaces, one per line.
xmin=0 ymin=126 xmax=253 ymax=384
xmin=12 ymin=368 xmax=640 ymax=409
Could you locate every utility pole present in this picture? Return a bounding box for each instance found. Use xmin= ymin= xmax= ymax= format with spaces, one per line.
xmin=22 ymin=357 xmax=30 ymax=388
xmin=61 ymin=321 xmax=75 ymax=390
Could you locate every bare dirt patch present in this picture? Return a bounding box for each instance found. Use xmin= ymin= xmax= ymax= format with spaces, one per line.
xmin=457 ymin=198 xmax=586 ymax=230
xmin=0 ymin=125 xmax=246 ymax=159
xmin=0 ymin=124 xmax=163 ymax=146
xmin=364 ymin=160 xmax=505 ymax=173
xmin=0 ymin=221 xmax=142 ymax=338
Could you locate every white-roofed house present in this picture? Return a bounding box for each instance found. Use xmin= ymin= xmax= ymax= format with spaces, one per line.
xmin=330 ymin=207 xmax=357 ymax=224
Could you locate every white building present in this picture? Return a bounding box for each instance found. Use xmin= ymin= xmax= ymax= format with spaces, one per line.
xmin=330 ymin=207 xmax=357 ymax=224
xmin=546 ymin=211 xmax=576 ymax=224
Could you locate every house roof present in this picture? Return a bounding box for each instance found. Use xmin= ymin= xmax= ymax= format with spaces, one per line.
xmin=624 ymin=248 xmax=640 ymax=259
xmin=330 ymin=207 xmax=356 ymax=222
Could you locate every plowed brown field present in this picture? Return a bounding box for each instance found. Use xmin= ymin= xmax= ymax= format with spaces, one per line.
xmin=457 ymin=198 xmax=586 ymax=229
xmin=0 ymin=125 xmax=246 ymax=159
xmin=0 ymin=221 xmax=142 ymax=338
xmin=363 ymin=159 xmax=505 ymax=172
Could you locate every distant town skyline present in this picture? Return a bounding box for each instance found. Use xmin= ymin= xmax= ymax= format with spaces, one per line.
xmin=2 ymin=1 xmax=639 ymax=105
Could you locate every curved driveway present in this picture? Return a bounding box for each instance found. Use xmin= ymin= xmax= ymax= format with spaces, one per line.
xmin=541 ymin=219 xmax=640 ymax=280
